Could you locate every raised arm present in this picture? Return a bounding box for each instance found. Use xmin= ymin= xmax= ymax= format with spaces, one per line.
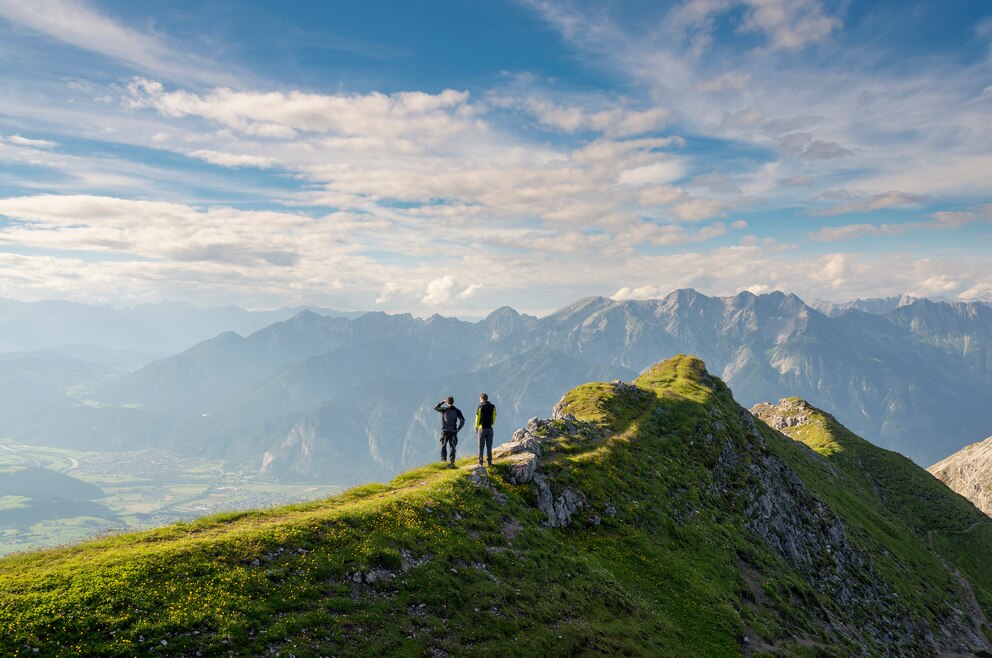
xmin=434 ymin=402 xmax=444 ymax=413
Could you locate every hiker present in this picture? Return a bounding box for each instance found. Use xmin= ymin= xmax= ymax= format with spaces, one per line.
xmin=475 ymin=393 xmax=497 ymax=467
xmin=434 ymin=396 xmax=465 ymax=467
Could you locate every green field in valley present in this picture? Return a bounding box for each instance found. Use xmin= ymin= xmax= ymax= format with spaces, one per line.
xmin=0 ymin=442 xmax=343 ymax=556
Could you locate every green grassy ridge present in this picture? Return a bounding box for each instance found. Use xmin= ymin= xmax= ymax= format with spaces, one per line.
xmin=0 ymin=355 xmax=989 ymax=656
xmin=759 ymin=398 xmax=984 ymax=534
xmin=753 ymin=398 xmax=992 ymax=631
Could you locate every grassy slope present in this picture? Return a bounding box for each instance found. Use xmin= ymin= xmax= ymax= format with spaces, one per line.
xmin=0 ymin=356 xmax=988 ymax=657
xmin=755 ymin=399 xmax=992 ymax=620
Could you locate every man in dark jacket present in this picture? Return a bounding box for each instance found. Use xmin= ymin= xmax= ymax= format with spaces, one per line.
xmin=475 ymin=393 xmax=497 ymax=467
xmin=434 ymin=396 xmax=465 ymax=467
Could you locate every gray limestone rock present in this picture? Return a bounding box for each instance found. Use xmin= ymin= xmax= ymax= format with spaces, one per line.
xmin=534 ymin=473 xmax=585 ymax=528
xmin=505 ymin=452 xmax=538 ymax=485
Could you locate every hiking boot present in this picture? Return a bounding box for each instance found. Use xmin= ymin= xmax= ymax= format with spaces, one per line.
xmin=478 ymin=459 xmax=484 ymax=467
xmin=487 ymin=461 xmax=493 ymax=468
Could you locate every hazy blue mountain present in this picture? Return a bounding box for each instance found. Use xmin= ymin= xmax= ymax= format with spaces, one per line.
xmin=153 ymin=333 xmax=481 ymax=459
xmin=4 ymin=290 xmax=991 ymax=479
xmin=39 ymin=344 xmax=167 ymax=371
xmin=0 ymin=298 xmax=361 ymax=353
xmin=812 ymin=294 xmax=919 ymax=316
xmin=255 ymin=348 xmax=635 ymax=481
xmin=0 ymin=353 xmax=115 ymax=421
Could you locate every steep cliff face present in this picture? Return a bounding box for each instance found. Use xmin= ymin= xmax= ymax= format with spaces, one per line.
xmin=2 ymin=356 xmax=990 ymax=657
xmin=929 ymin=436 xmax=992 ymax=517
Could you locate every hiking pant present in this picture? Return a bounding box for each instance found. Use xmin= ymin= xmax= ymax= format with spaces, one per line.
xmin=478 ymin=428 xmax=494 ymax=464
xmin=440 ymin=431 xmax=458 ymax=462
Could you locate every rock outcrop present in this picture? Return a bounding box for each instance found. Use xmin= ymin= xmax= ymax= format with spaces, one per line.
xmin=929 ymin=435 xmax=992 ymax=517
xmin=489 ymin=408 xmax=594 ymax=526
xmin=750 ymin=397 xmax=814 ymax=431
xmin=534 ymin=473 xmax=585 ymax=528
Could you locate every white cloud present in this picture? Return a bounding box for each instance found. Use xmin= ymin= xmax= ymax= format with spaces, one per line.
xmin=421 ymin=275 xmax=474 ymax=306
xmin=491 ymin=93 xmax=674 ymax=137
xmin=739 ymin=0 xmax=840 ymax=51
xmin=0 ymin=0 xmax=230 ymax=84
xmin=126 ymin=79 xmax=476 ymax=142
xmin=618 ymin=161 xmax=686 ymax=186
xmin=606 ymin=245 xmax=992 ymax=308
xmin=0 ymin=194 xmax=988 ymax=313
xmin=810 ymin=203 xmax=992 ymax=240
xmin=778 ymin=174 xmax=813 ymax=186
xmin=612 ymin=285 xmax=670 ymax=301
xmin=186 ymin=150 xmax=275 ymax=169
xmin=815 ymin=191 xmax=924 ymax=216
xmin=860 ymin=156 xmax=992 ymax=196
xmin=721 ymin=108 xmax=766 ymax=131
xmin=375 ymin=282 xmax=402 ymax=305
xmin=458 ymin=283 xmax=483 ymax=299
xmin=694 ymin=72 xmax=750 ymax=93
xmin=638 ymin=185 xmax=686 ymax=206
xmin=930 ymin=204 xmax=992 ymax=227
xmin=6 ymin=134 xmax=58 ymax=148
xmin=673 ymin=198 xmax=727 ymax=221
xmin=809 ymin=223 xmax=894 ymax=241
xmin=778 ymin=132 xmax=853 ymax=159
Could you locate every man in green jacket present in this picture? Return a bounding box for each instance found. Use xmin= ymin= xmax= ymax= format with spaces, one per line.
xmin=475 ymin=393 xmax=497 ymax=467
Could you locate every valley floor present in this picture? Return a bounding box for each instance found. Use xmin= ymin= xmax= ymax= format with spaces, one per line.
xmin=0 ymin=442 xmax=342 ymax=555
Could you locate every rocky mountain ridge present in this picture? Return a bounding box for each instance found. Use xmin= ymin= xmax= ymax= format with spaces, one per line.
xmin=811 ymin=294 xmax=920 ymax=316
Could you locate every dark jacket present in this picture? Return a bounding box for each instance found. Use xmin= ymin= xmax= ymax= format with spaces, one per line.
xmin=475 ymin=401 xmax=496 ymax=430
xmin=434 ymin=402 xmax=465 ymax=432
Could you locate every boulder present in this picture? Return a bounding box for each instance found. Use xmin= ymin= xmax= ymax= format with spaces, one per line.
xmin=510 ymin=428 xmax=530 ymax=443
xmin=505 ymin=452 xmax=538 ymax=485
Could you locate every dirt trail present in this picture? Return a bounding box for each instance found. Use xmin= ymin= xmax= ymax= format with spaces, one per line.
xmin=928 ymin=521 xmax=991 ymax=550
xmin=955 ymin=569 xmax=989 ymax=639
xmin=927 ymin=521 xmax=992 ymax=650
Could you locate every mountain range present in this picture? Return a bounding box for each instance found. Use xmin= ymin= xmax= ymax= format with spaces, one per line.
xmin=2 ymin=356 xmax=989 ymax=656
xmin=2 ymin=289 xmax=990 ymax=481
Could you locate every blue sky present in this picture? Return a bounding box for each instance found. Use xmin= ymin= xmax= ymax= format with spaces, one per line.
xmin=0 ymin=0 xmax=989 ymax=314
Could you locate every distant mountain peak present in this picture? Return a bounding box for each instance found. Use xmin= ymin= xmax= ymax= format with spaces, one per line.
xmin=483 ymin=305 xmax=520 ymax=321
xmin=291 ymin=308 xmax=322 ymax=321
xmin=812 ymin=294 xmax=919 ymax=317
xmin=663 ymin=288 xmax=703 ymax=302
